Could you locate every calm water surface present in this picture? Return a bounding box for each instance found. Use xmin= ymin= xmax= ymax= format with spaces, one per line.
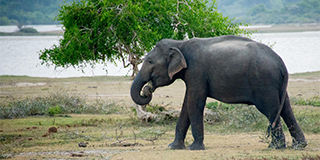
xmin=0 ymin=31 xmax=319 ymax=78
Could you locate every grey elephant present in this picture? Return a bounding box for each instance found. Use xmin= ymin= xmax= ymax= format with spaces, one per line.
xmin=130 ymin=35 xmax=307 ymax=150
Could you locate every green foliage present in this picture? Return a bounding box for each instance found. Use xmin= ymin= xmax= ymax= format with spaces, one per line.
xmin=206 ymin=101 xmax=235 ymax=110
xmin=205 ymin=102 xmax=268 ymax=132
xmin=39 ymin=0 xmax=253 ymax=77
xmin=290 ymin=96 xmax=320 ymax=107
xmin=205 ymin=100 xmax=320 ymax=133
xmin=0 ymin=16 xmax=10 ymax=25
xmin=47 ymin=105 xmax=62 ymax=116
xmin=146 ymin=104 xmax=166 ymax=114
xmin=19 ymin=27 xmax=38 ymax=33
xmin=0 ymin=91 xmax=124 ymax=119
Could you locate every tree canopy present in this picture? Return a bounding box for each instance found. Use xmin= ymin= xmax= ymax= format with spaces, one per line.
xmin=39 ymin=0 xmax=253 ymax=77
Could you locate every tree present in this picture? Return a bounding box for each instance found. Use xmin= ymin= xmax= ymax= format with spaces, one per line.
xmin=39 ymin=0 xmax=253 ymax=77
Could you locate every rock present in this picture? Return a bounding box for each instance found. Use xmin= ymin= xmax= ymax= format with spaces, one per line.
xmin=48 ymin=127 xmax=57 ymax=133
xmin=78 ymin=142 xmax=88 ymax=147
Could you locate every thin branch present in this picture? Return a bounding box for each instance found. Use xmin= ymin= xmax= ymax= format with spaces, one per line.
xmin=174 ymin=0 xmax=195 ymax=29
xmin=111 ymin=131 xmax=166 ymax=146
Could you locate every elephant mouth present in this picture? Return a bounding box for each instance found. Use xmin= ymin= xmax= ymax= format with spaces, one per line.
xmin=130 ymin=73 xmax=156 ymax=106
xmin=142 ymin=82 xmax=155 ymax=97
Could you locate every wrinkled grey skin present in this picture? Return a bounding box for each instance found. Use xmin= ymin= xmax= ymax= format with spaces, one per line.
xmin=130 ymin=35 xmax=307 ymax=150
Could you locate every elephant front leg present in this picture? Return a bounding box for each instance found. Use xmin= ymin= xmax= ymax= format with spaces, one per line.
xmin=187 ymin=103 xmax=206 ymax=150
xmin=186 ymin=90 xmax=207 ymax=150
xmin=168 ymin=95 xmax=190 ymax=149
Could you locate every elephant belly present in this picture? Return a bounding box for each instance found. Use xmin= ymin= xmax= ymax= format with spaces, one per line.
xmin=208 ymin=84 xmax=255 ymax=105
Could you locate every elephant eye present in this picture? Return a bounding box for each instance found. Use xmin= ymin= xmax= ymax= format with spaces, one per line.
xmin=148 ymin=60 xmax=152 ymax=64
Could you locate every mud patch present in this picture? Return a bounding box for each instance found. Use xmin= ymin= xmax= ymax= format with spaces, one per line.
xmin=290 ymin=78 xmax=320 ymax=82
xmin=16 ymin=82 xmax=46 ymax=87
xmin=9 ymin=149 xmax=137 ymax=159
xmin=0 ymin=82 xmax=47 ymax=88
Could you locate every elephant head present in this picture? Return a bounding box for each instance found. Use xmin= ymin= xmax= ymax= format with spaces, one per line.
xmin=130 ymin=40 xmax=187 ymax=105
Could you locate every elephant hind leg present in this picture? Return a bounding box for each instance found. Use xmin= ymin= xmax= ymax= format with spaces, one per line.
xmin=280 ymin=94 xmax=307 ymax=149
xmin=266 ymin=119 xmax=286 ymax=149
xmin=254 ymin=93 xmax=286 ymax=149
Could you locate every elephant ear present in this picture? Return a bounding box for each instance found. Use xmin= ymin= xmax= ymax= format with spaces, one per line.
xmin=168 ymin=47 xmax=187 ymax=80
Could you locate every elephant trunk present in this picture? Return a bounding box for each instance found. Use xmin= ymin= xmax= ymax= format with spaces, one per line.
xmin=130 ymin=72 xmax=152 ymax=105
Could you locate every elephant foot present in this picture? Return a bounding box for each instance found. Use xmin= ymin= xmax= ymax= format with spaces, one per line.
xmin=187 ymin=142 xmax=205 ymax=150
xmin=267 ymin=140 xmax=286 ymax=149
xmin=292 ymin=139 xmax=307 ymax=150
xmin=168 ymin=141 xmax=186 ymax=150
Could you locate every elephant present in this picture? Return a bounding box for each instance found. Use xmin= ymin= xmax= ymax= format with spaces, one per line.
xmin=130 ymin=35 xmax=307 ymax=150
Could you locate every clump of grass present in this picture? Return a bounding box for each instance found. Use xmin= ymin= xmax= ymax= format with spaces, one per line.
xmin=47 ymin=105 xmax=62 ymax=116
xmin=205 ymin=100 xmax=320 ymax=134
xmin=145 ymin=104 xmax=167 ymax=114
xmin=290 ymin=95 xmax=320 ymax=107
xmin=0 ymin=91 xmax=125 ymax=119
xmin=205 ymin=102 xmax=268 ymax=132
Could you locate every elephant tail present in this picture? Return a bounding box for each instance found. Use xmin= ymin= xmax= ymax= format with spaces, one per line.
xmin=271 ymin=68 xmax=289 ymax=129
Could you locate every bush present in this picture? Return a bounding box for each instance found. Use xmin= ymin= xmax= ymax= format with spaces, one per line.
xmin=19 ymin=27 xmax=38 ymax=33
xmin=206 ymin=100 xmax=320 ymax=133
xmin=290 ymin=96 xmax=320 ymax=107
xmin=0 ymin=91 xmax=124 ymax=119
xmin=205 ymin=102 xmax=268 ymax=132
xmin=48 ymin=105 xmax=62 ymax=116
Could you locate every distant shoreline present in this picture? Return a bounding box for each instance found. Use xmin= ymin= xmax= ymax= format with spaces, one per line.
xmin=0 ymin=23 xmax=320 ymax=36
xmin=0 ymin=30 xmax=63 ymax=36
xmin=244 ymin=23 xmax=320 ymax=33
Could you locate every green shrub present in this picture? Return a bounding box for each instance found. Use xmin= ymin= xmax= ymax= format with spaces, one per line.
xmin=291 ymin=96 xmax=320 ymax=107
xmin=0 ymin=91 xmax=124 ymax=119
xmin=206 ymin=100 xmax=320 ymax=133
xmin=206 ymin=102 xmax=235 ymax=110
xmin=205 ymin=102 xmax=268 ymax=132
xmin=146 ymin=104 xmax=166 ymax=114
xmin=19 ymin=27 xmax=38 ymax=33
xmin=48 ymin=105 xmax=62 ymax=116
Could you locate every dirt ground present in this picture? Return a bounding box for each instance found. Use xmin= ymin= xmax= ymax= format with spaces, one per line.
xmin=1 ymin=71 xmax=319 ymax=109
xmin=0 ymin=71 xmax=320 ymax=159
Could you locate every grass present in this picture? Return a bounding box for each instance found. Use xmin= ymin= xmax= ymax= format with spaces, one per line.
xmin=205 ymin=100 xmax=320 ymax=134
xmin=1 ymin=92 xmax=319 ymax=158
xmin=0 ymin=114 xmax=142 ymax=158
xmin=0 ymin=75 xmax=131 ymax=84
xmin=289 ymin=71 xmax=320 ymax=79
xmin=0 ymin=74 xmax=320 ymax=159
xmin=290 ymin=95 xmax=320 ymax=107
xmin=205 ymin=102 xmax=268 ymax=133
xmin=0 ymin=91 xmax=125 ymax=119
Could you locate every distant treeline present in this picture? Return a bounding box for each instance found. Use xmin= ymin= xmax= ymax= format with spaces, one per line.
xmin=0 ymin=0 xmax=73 ymax=25
xmin=216 ymin=0 xmax=320 ymax=24
xmin=1 ymin=0 xmax=319 ymax=26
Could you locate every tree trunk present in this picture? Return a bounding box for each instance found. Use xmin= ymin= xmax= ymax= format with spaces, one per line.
xmin=131 ymin=59 xmax=139 ymax=78
xmin=129 ymin=52 xmax=142 ymax=79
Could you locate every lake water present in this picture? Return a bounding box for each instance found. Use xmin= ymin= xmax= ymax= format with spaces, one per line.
xmin=0 ymin=25 xmax=319 ymax=78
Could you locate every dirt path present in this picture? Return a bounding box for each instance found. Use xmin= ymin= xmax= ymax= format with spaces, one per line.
xmin=9 ymin=133 xmax=320 ymax=159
